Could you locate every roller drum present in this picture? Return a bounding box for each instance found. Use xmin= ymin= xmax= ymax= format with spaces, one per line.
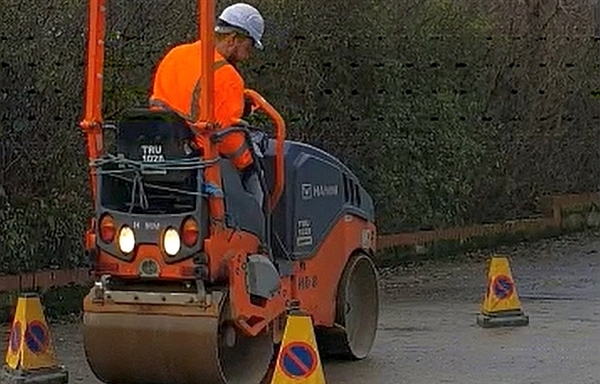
xmin=83 ymin=290 xmax=274 ymax=384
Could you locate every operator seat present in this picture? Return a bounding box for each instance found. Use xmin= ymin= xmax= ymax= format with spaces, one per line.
xmin=96 ymin=108 xmax=203 ymax=214
xmin=116 ymin=107 xmax=199 ymax=184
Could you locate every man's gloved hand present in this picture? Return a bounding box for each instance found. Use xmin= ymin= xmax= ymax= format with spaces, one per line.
xmin=248 ymin=129 xmax=266 ymax=158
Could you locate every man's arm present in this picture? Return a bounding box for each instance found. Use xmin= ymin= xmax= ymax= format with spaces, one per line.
xmin=214 ymin=68 xmax=245 ymax=129
xmin=212 ymin=68 xmax=254 ymax=169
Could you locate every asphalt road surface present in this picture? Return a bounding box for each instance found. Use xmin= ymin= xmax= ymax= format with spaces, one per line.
xmin=2 ymin=231 xmax=599 ymax=384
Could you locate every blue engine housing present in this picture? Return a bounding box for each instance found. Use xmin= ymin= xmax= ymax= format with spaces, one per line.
xmin=260 ymin=139 xmax=375 ymax=261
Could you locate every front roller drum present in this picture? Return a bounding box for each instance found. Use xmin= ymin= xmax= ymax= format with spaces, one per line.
xmin=82 ymin=290 xmax=274 ymax=384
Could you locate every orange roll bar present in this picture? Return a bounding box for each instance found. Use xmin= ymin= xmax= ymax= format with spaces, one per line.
xmin=243 ymin=89 xmax=286 ymax=212
xmin=80 ymin=0 xmax=106 ymax=206
xmin=199 ymin=0 xmax=214 ymax=124
xmin=194 ymin=0 xmax=226 ymax=230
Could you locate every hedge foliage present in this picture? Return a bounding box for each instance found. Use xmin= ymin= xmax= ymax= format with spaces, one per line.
xmin=0 ymin=0 xmax=598 ymax=273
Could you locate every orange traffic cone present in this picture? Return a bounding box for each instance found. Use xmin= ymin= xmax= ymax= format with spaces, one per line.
xmin=477 ymin=255 xmax=529 ymax=328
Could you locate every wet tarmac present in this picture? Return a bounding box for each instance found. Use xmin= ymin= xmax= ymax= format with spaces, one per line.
xmin=2 ymin=231 xmax=599 ymax=384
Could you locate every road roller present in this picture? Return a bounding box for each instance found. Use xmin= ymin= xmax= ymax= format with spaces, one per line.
xmin=78 ymin=1 xmax=379 ymax=383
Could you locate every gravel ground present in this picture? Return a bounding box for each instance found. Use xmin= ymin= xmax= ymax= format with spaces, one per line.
xmin=2 ymin=231 xmax=599 ymax=384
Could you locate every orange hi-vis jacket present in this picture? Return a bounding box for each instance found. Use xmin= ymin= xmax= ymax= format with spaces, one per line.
xmin=149 ymin=40 xmax=253 ymax=170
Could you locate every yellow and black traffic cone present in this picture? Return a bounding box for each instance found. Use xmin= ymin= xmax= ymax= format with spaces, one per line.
xmin=269 ymin=311 xmax=326 ymax=384
xmin=477 ymin=255 xmax=529 ymax=328
xmin=2 ymin=292 xmax=68 ymax=384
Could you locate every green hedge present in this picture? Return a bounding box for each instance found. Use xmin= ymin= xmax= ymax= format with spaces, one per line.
xmin=0 ymin=0 xmax=597 ymax=273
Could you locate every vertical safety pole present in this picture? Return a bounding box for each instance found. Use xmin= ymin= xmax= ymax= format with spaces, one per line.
xmin=199 ymin=0 xmax=214 ymax=122
xmin=80 ymin=0 xmax=107 ymax=206
xmin=197 ymin=0 xmax=226 ymax=229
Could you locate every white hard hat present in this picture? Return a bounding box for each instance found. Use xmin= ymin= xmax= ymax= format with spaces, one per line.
xmin=216 ymin=3 xmax=265 ymax=50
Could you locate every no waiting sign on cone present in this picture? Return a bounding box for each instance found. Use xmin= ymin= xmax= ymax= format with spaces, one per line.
xmin=477 ymin=255 xmax=529 ymax=328
xmin=2 ymin=292 xmax=68 ymax=384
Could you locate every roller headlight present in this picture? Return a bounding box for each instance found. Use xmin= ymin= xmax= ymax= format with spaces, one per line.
xmin=163 ymin=227 xmax=181 ymax=256
xmin=118 ymin=225 xmax=136 ymax=254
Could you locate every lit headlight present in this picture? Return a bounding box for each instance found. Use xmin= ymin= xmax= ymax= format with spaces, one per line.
xmin=163 ymin=227 xmax=181 ymax=256
xmin=118 ymin=226 xmax=136 ymax=253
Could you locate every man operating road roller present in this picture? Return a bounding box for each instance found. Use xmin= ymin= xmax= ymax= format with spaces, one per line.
xmin=149 ymin=2 xmax=266 ymax=207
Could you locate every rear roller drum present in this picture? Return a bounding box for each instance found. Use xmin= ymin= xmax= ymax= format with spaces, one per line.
xmin=317 ymin=252 xmax=379 ymax=360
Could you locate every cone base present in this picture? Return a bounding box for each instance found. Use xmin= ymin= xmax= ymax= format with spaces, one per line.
xmin=1 ymin=365 xmax=68 ymax=384
xmin=477 ymin=310 xmax=529 ymax=328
